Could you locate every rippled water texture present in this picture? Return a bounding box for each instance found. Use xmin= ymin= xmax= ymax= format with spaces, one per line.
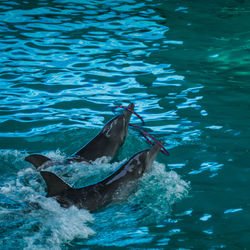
xmin=1 ymin=0 xmax=250 ymax=249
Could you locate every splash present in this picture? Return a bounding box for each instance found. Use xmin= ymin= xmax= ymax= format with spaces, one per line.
xmin=128 ymin=161 xmax=190 ymax=224
xmin=0 ymin=149 xmax=27 ymax=172
xmin=23 ymin=200 xmax=95 ymax=250
xmin=0 ymin=150 xmax=95 ymax=249
xmin=86 ymin=161 xmax=190 ymax=247
xmin=0 ymin=150 xmax=189 ymax=248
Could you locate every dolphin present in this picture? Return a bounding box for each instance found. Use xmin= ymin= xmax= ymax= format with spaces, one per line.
xmin=40 ymin=143 xmax=160 ymax=211
xmin=25 ymin=103 xmax=135 ymax=169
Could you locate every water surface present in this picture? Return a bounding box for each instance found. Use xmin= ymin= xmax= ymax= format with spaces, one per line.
xmin=1 ymin=0 xmax=250 ymax=249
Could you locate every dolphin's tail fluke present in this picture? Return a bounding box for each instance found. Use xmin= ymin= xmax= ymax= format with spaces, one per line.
xmin=40 ymin=171 xmax=72 ymax=197
xmin=25 ymin=154 xmax=52 ymax=169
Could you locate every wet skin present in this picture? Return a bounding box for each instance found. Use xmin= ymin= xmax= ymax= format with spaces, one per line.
xmin=25 ymin=103 xmax=135 ymax=169
xmin=41 ymin=144 xmax=160 ymax=211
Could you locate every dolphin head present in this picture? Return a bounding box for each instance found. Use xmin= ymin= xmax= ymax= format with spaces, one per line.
xmin=123 ymin=143 xmax=161 ymax=178
xmin=102 ymin=103 xmax=134 ymax=143
xmin=122 ymin=103 xmax=134 ymax=126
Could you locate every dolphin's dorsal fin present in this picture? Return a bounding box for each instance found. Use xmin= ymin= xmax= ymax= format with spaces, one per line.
xmin=40 ymin=171 xmax=72 ymax=197
xmin=25 ymin=154 xmax=52 ymax=169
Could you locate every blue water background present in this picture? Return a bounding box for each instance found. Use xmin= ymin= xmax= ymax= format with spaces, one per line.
xmin=0 ymin=0 xmax=250 ymax=249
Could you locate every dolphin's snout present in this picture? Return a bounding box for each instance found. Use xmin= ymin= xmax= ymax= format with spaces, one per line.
xmin=128 ymin=103 xmax=135 ymax=110
xmin=123 ymin=103 xmax=135 ymax=121
xmin=148 ymin=143 xmax=161 ymax=163
xmin=148 ymin=143 xmax=161 ymax=158
xmin=144 ymin=144 xmax=161 ymax=172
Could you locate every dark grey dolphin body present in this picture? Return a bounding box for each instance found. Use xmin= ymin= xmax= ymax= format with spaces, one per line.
xmin=25 ymin=103 xmax=134 ymax=169
xmin=40 ymin=144 xmax=160 ymax=211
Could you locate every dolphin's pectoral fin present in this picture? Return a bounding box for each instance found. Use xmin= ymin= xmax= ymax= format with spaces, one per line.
xmin=40 ymin=171 xmax=72 ymax=197
xmin=25 ymin=154 xmax=52 ymax=169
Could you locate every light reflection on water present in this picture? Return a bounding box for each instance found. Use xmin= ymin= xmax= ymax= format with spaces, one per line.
xmin=1 ymin=0 xmax=250 ymax=249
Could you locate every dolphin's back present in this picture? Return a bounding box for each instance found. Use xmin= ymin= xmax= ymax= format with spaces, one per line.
xmin=39 ymin=144 xmax=160 ymax=211
xmin=73 ymin=132 xmax=112 ymax=161
xmin=25 ymin=103 xmax=134 ymax=169
xmin=73 ymin=114 xmax=126 ymax=161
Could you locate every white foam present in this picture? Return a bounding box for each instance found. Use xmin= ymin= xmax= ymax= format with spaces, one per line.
xmin=0 ymin=150 xmax=190 ymax=248
xmin=86 ymin=161 xmax=190 ymax=247
xmin=0 ymin=161 xmax=95 ymax=249
xmin=45 ymin=149 xmax=67 ymax=161
xmin=24 ymin=199 xmax=95 ymax=249
xmin=129 ymin=161 xmax=190 ymax=223
xmin=92 ymin=155 xmax=112 ymax=164
xmin=0 ymin=149 xmax=27 ymax=169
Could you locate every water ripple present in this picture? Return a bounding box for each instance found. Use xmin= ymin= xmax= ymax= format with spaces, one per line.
xmin=1 ymin=0 xmax=249 ymax=248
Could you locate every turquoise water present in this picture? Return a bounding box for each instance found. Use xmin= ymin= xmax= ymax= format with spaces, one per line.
xmin=1 ymin=0 xmax=250 ymax=249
